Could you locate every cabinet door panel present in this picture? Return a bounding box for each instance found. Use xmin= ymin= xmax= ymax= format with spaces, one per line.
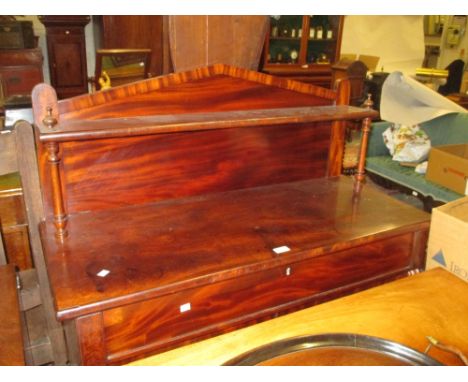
xmin=41 ymin=16 xmax=90 ymax=99
xmin=51 ymin=39 xmax=85 ymax=87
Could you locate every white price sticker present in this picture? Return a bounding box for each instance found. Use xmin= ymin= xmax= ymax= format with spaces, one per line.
xmin=273 ymin=246 xmax=291 ymax=254
xmin=97 ymin=269 xmax=110 ymax=278
xmin=180 ymin=303 xmax=191 ymax=313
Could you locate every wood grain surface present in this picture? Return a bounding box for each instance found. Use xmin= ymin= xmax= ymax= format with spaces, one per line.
xmin=168 ymin=16 xmax=269 ymax=72
xmin=129 ymin=268 xmax=468 ymax=366
xmin=58 ymin=121 xmax=331 ymax=214
xmin=51 ymin=64 xmax=339 ymax=120
xmin=41 ymin=176 xmax=429 ymax=322
xmin=0 ymin=265 xmax=25 ymax=366
xmin=103 ymin=232 xmax=414 ymax=364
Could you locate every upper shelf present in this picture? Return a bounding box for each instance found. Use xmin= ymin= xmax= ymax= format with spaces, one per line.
xmin=37 ymin=105 xmax=378 ymax=142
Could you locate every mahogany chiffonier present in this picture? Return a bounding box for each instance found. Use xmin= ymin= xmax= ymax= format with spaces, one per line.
xmin=30 ymin=64 xmax=429 ymax=365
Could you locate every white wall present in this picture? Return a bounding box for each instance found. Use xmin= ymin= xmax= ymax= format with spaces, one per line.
xmin=341 ymin=16 xmax=426 ymax=75
xmin=438 ymin=15 xmax=468 ymax=69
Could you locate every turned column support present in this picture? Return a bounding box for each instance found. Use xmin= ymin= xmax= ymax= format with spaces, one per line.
xmin=32 ymin=84 xmax=68 ymax=239
xmin=43 ymin=104 xmax=68 ymax=239
xmin=354 ymin=94 xmax=374 ymax=186
xmin=45 ymin=140 xmax=68 ymax=238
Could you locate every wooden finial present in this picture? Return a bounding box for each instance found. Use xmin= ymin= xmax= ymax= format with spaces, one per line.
xmin=363 ymin=93 xmax=374 ymax=110
xmin=43 ymin=106 xmax=58 ymax=129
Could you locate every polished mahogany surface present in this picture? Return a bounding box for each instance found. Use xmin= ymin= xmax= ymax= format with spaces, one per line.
xmin=41 ymin=176 xmax=429 ymax=320
xmin=54 ymin=64 xmax=339 ymax=121
xmin=33 ymin=65 xmax=361 ymax=221
xmin=38 ymin=105 xmax=375 ymax=141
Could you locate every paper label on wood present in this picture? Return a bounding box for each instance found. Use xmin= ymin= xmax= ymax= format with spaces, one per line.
xmin=273 ymin=246 xmax=291 ymax=254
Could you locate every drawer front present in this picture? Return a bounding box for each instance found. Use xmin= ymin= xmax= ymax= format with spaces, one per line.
xmin=0 ymin=67 xmax=43 ymax=97
xmin=47 ymin=26 xmax=84 ymax=36
xmin=102 ymin=232 xmax=416 ymax=363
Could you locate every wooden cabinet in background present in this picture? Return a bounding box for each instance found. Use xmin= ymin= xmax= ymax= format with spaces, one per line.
xmin=93 ymin=16 xmax=170 ymax=77
xmin=39 ymin=16 xmax=90 ymax=99
xmin=0 ymin=48 xmax=43 ymax=98
xmin=331 ymin=59 xmax=368 ymax=106
xmin=261 ymin=16 xmax=344 ymax=88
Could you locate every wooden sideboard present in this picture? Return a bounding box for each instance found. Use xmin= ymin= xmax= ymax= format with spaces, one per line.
xmin=31 ymin=64 xmax=430 ymax=365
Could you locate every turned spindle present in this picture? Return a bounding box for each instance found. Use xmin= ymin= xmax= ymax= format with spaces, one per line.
xmin=354 ymin=94 xmax=374 ymax=185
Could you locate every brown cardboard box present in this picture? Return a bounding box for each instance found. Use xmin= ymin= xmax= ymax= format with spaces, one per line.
xmin=426 ymin=196 xmax=468 ymax=282
xmin=426 ymin=144 xmax=468 ymax=195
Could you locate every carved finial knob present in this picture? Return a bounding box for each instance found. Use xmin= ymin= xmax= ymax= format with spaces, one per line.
xmin=363 ymin=93 xmax=374 ymax=110
xmin=43 ymin=106 xmax=58 ymax=129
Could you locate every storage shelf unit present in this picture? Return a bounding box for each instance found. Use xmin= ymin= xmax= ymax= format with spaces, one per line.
xmin=261 ymin=15 xmax=344 ymax=88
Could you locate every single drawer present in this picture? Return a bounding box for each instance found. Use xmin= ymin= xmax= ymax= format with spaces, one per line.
xmin=103 ymin=232 xmax=416 ymax=363
xmin=47 ymin=26 xmax=85 ymax=36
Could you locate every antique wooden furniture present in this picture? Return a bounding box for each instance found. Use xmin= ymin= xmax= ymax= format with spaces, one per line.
xmin=31 ymin=64 xmax=430 ymax=365
xmin=168 ymin=16 xmax=268 ymax=72
xmin=0 ymin=20 xmax=35 ymax=49
xmin=93 ymin=49 xmax=152 ymax=91
xmin=0 ymin=48 xmax=43 ymax=98
xmin=261 ymin=16 xmax=344 ymax=87
xmin=331 ymin=59 xmax=368 ymax=106
xmin=93 ymin=16 xmax=169 ymax=77
xmin=39 ymin=16 xmax=90 ymax=99
xmin=0 ymin=123 xmax=67 ymax=365
xmin=0 ymin=172 xmax=32 ymax=270
xmin=131 ymin=268 xmax=468 ymax=366
xmin=0 ymin=264 xmax=25 ymax=366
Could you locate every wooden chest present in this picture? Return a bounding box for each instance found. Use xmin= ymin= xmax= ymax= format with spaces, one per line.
xmin=0 ymin=49 xmax=43 ymax=98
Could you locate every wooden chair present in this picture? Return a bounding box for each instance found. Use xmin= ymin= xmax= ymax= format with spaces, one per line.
xmin=0 ymin=122 xmax=67 ymax=365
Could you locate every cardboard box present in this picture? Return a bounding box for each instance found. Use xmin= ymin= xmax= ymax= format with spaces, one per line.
xmin=426 ymin=196 xmax=468 ymax=282
xmin=426 ymin=144 xmax=468 ymax=195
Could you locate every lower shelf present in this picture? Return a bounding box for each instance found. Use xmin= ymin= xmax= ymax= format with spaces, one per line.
xmin=49 ymin=176 xmax=430 ymax=365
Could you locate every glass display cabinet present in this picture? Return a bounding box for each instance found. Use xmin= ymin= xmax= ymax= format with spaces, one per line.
xmin=261 ymin=15 xmax=344 ymax=88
